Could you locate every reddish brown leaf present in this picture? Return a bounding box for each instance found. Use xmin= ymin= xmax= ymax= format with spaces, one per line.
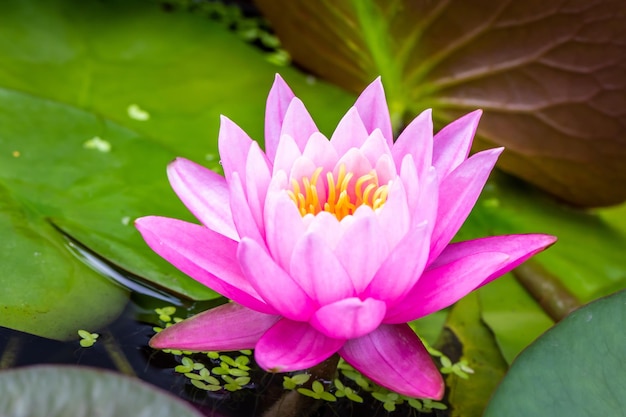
xmin=255 ymin=0 xmax=626 ymax=206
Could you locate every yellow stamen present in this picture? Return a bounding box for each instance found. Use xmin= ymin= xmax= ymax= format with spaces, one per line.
xmin=288 ymin=164 xmax=389 ymax=220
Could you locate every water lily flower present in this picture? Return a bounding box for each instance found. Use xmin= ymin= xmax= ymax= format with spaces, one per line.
xmin=136 ymin=75 xmax=556 ymax=399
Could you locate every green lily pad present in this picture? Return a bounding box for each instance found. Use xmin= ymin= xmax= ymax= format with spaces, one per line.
xmin=0 ymin=0 xmax=354 ymax=339
xmin=440 ymin=292 xmax=508 ymax=417
xmin=478 ymin=275 xmax=553 ymax=364
xmin=484 ymin=289 xmax=626 ymax=417
xmin=0 ymin=365 xmax=204 ymax=417
xmin=255 ymin=0 xmax=626 ymax=207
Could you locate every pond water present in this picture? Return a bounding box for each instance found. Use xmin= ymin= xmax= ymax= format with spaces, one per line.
xmin=0 ymin=284 xmax=442 ymax=417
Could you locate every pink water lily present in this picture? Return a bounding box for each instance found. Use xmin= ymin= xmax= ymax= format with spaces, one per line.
xmin=136 ymin=75 xmax=555 ymax=399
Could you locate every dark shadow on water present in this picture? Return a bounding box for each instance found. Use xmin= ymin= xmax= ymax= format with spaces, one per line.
xmin=0 ymin=291 xmax=445 ymax=417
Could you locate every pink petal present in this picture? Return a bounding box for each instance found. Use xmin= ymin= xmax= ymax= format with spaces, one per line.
xmin=280 ymin=98 xmax=319 ymax=152
xmin=255 ymin=319 xmax=344 ymax=372
xmin=429 ymin=148 xmax=503 ymax=261
xmin=273 ymin=134 xmax=302 ymax=175
xmin=392 ymin=108 xmax=433 ymax=177
xmin=334 ymin=207 xmax=389 ymax=293
xmin=432 ymin=110 xmax=482 ymax=181
xmin=387 ymin=234 xmax=556 ymax=323
xmin=384 ymin=252 xmax=511 ymax=323
xmin=150 ymin=303 xmax=279 ymax=351
xmin=375 ymin=153 xmax=396 ymax=186
xmin=290 ymin=232 xmax=355 ymax=305
xmin=264 ymin=191 xmax=306 ymax=270
xmin=339 ymin=324 xmax=444 ymax=399
xmin=330 ymin=107 xmax=370 ymax=155
xmin=167 ymin=158 xmax=238 ymax=240
xmin=265 ymin=74 xmax=296 ymax=161
xmin=433 ymin=234 xmax=558 ymax=286
xmin=360 ymin=128 xmax=393 ymax=168
xmin=411 ymin=165 xmax=439 ymax=230
xmin=302 ymin=132 xmax=339 ymax=172
xmin=376 ymin=180 xmax=411 ymax=250
xmin=334 ymin=148 xmax=373 ymax=180
xmin=245 ymin=141 xmax=271 ymax=234
xmin=135 ymin=216 xmax=275 ymax=314
xmin=353 ymin=77 xmax=393 ymax=145
xmin=310 ymin=297 xmax=386 ymax=339
xmin=363 ymin=220 xmax=430 ymax=304
xmin=238 ymin=238 xmax=316 ymax=321
xmin=229 ymin=172 xmax=264 ymax=244
xmin=218 ymin=115 xmax=253 ymax=184
xmin=305 ymin=211 xmax=344 ymax=250
xmin=289 ymin=156 xmax=318 ymax=186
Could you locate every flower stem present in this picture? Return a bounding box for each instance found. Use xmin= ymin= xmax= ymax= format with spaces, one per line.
xmin=0 ymin=335 xmax=21 ymax=369
xmin=101 ymin=330 xmax=135 ymax=376
xmin=513 ymin=260 xmax=582 ymax=321
xmin=261 ymin=354 xmax=341 ymax=417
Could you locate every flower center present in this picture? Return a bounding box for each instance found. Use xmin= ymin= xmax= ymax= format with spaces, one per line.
xmin=287 ymin=164 xmax=389 ymax=220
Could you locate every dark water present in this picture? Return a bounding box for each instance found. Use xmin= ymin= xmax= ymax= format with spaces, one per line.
xmin=0 ymin=230 xmax=445 ymax=417
xmin=0 ymin=290 xmax=447 ymax=417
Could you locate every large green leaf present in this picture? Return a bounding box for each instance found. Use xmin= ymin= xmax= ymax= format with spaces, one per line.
xmin=0 ymin=0 xmax=355 ymax=339
xmin=0 ymin=365 xmax=204 ymax=417
xmin=254 ymin=0 xmax=626 ymax=207
xmin=484 ymin=289 xmax=626 ymax=417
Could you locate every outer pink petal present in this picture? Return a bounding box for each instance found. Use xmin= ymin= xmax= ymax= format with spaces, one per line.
xmin=385 ymin=252 xmax=511 ymax=323
xmin=387 ymin=234 xmax=556 ymax=323
xmin=334 ymin=207 xmax=389 ymax=293
xmin=135 ymin=216 xmax=275 ymax=314
xmin=433 ymin=234 xmax=558 ymax=286
xmin=265 ymin=74 xmax=296 ymax=161
xmin=339 ymin=324 xmax=444 ymax=399
xmin=218 ymin=115 xmax=253 ymax=184
xmin=354 ymin=77 xmax=393 ymax=145
xmin=290 ymin=232 xmax=355 ymax=305
xmin=310 ymin=297 xmax=386 ymax=339
xmin=238 ymin=238 xmax=316 ymax=321
xmin=363 ymin=221 xmax=430 ymax=304
xmin=330 ymin=107 xmax=370 ymax=155
xmin=255 ymin=319 xmax=344 ymax=372
xmin=229 ymin=172 xmax=264 ymax=244
xmin=245 ymin=141 xmax=272 ymax=235
xmin=167 ymin=158 xmax=238 ymax=240
xmin=280 ymin=98 xmax=319 ymax=152
xmin=392 ymin=109 xmax=433 ymax=177
xmin=432 ymin=109 xmax=482 ymax=181
xmin=429 ymin=148 xmax=503 ymax=261
xmin=150 ymin=302 xmax=279 ymax=351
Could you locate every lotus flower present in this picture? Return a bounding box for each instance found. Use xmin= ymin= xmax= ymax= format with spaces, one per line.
xmin=136 ymin=75 xmax=555 ymax=399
